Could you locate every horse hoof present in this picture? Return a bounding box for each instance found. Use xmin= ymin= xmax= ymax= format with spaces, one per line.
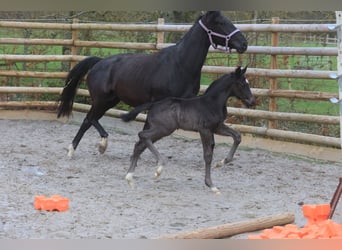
xmin=97 ymin=137 xmax=108 ymax=154
xmin=125 ymin=173 xmax=135 ymax=189
xmin=211 ymin=187 xmax=221 ymax=195
xmin=67 ymin=144 xmax=74 ymax=158
xmin=154 ymin=165 xmax=163 ymax=178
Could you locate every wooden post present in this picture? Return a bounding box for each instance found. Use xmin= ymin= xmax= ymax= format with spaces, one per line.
xmin=70 ymin=18 xmax=79 ymax=70
xmin=269 ymin=17 xmax=279 ymax=129
xmin=157 ymin=212 xmax=295 ymax=239
xmin=157 ymin=18 xmax=165 ymax=47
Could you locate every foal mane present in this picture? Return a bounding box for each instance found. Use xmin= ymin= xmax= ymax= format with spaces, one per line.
xmin=203 ymin=70 xmax=235 ymax=95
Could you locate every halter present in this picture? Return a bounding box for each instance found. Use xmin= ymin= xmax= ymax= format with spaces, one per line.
xmin=199 ymin=19 xmax=240 ymax=52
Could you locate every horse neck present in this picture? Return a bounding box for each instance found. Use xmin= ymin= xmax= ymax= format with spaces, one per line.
xmin=175 ymin=22 xmax=210 ymax=72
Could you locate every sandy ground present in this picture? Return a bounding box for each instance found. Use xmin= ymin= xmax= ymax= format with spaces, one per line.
xmin=0 ymin=110 xmax=341 ymax=239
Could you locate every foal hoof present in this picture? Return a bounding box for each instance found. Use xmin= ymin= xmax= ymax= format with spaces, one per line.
xmin=214 ymin=159 xmax=225 ymax=168
xmin=211 ymin=187 xmax=221 ymax=195
xmin=67 ymin=144 xmax=74 ymax=159
xmin=125 ymin=173 xmax=136 ymax=189
xmin=214 ymin=158 xmax=233 ymax=168
xmin=154 ymin=165 xmax=163 ymax=178
xmin=97 ymin=137 xmax=108 ymax=154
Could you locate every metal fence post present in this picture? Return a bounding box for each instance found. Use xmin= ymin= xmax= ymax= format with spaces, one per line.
xmin=329 ymin=11 xmax=342 ymax=152
xmin=338 ymin=12 xmax=342 ymax=152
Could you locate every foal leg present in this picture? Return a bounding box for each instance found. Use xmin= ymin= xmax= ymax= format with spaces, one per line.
xmin=199 ymin=130 xmax=220 ymax=194
xmin=138 ymin=128 xmax=167 ymax=178
xmin=213 ymin=123 xmax=241 ymax=168
xmin=125 ymin=125 xmax=167 ymax=188
xmin=125 ymin=139 xmax=147 ymax=188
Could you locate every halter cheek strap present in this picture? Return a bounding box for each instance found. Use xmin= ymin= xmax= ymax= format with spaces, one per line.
xmin=199 ymin=19 xmax=240 ymax=52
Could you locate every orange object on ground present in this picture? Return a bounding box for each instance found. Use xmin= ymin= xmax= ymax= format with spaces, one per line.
xmin=248 ymin=204 xmax=342 ymax=239
xmin=34 ymin=195 xmax=69 ymax=212
xmin=302 ymin=204 xmax=330 ymax=224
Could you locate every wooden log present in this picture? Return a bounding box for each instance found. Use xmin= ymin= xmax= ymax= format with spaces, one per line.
xmin=74 ymin=40 xmax=157 ymax=50
xmin=227 ymin=107 xmax=340 ymax=125
xmin=0 ymin=101 xmax=57 ymax=108
xmin=0 ymin=38 xmax=73 ymax=46
xmin=157 ymin=212 xmax=295 ymax=239
xmin=236 ymin=23 xmax=334 ymax=33
xmin=250 ymin=88 xmax=339 ymax=100
xmin=201 ymin=66 xmax=335 ymax=79
xmin=0 ymin=86 xmax=89 ymax=96
xmin=230 ymin=124 xmax=341 ymax=148
xmin=0 ymin=70 xmax=67 ymax=78
xmin=0 ymin=21 xmax=334 ymax=33
xmin=0 ymin=54 xmax=84 ymax=62
xmin=0 ymin=68 xmax=334 ymax=80
xmin=246 ymin=45 xmax=337 ymax=56
xmin=0 ymin=21 xmax=72 ymax=30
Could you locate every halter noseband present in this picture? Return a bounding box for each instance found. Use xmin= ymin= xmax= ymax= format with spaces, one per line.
xmin=199 ymin=19 xmax=240 ymax=52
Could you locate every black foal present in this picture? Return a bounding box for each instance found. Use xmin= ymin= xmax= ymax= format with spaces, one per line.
xmin=121 ymin=66 xmax=255 ymax=193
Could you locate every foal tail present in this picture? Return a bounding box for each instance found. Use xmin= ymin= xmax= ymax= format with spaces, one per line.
xmin=57 ymin=56 xmax=102 ymax=118
xmin=120 ymin=103 xmax=153 ymax=122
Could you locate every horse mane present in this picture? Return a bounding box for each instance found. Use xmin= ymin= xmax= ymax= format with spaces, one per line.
xmin=174 ymin=13 xmax=204 ymax=46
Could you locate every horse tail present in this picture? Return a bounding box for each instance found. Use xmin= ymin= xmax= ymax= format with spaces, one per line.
xmin=57 ymin=56 xmax=102 ymax=118
xmin=120 ymin=103 xmax=153 ymax=122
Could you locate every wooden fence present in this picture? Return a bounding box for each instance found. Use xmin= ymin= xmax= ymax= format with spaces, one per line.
xmin=0 ymin=18 xmax=340 ymax=148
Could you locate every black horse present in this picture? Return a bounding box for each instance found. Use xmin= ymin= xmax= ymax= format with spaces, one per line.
xmin=57 ymin=11 xmax=248 ymax=158
xmin=121 ymin=66 xmax=255 ymax=193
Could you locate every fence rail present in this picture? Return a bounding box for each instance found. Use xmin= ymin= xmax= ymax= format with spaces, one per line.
xmin=0 ymin=18 xmax=340 ymax=148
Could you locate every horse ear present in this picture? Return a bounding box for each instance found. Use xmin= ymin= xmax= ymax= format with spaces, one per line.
xmin=235 ymin=66 xmax=242 ymax=76
xmin=206 ymin=11 xmax=221 ymax=18
xmin=241 ymin=65 xmax=248 ymax=75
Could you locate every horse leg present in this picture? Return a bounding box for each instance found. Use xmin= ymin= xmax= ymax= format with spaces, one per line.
xmin=88 ymin=97 xmax=120 ymax=154
xmin=199 ymin=130 xmax=220 ymax=194
xmin=67 ymin=97 xmax=119 ymax=158
xmin=68 ymin=117 xmax=92 ymax=158
xmin=92 ymin=120 xmax=109 ymax=154
xmin=213 ymin=123 xmax=241 ymax=168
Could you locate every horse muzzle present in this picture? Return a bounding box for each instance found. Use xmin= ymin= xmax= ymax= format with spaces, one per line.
xmin=243 ymin=96 xmax=256 ymax=108
xmin=235 ymin=41 xmax=248 ymax=54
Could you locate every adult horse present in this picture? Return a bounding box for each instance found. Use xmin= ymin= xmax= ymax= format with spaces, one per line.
xmin=57 ymin=11 xmax=248 ymax=158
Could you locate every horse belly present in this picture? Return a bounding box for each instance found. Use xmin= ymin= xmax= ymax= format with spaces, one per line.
xmin=115 ymin=79 xmax=152 ymax=107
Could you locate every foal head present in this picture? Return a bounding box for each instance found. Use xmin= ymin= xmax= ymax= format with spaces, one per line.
xmin=200 ymin=11 xmax=248 ymax=53
xmin=231 ymin=66 xmax=255 ymax=107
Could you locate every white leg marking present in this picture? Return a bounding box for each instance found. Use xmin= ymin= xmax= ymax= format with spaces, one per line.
xmin=211 ymin=187 xmax=221 ymax=195
xmin=214 ymin=159 xmax=225 ymax=168
xmin=125 ymin=173 xmax=135 ymax=189
xmin=154 ymin=165 xmax=163 ymax=178
xmin=98 ymin=137 xmax=108 ymax=154
xmin=67 ymin=144 xmax=74 ymax=159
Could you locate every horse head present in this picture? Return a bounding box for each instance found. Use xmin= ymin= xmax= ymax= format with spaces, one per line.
xmin=233 ymin=66 xmax=255 ymax=107
xmin=199 ymin=11 xmax=248 ymax=53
